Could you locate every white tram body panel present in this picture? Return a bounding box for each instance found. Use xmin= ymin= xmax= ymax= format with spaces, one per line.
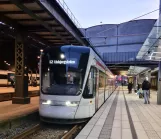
xmin=39 ymin=45 xmax=115 ymax=123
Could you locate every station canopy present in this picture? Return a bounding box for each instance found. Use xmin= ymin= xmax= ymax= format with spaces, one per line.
xmin=137 ymin=14 xmax=161 ymax=61
xmin=127 ymin=66 xmax=149 ymax=76
xmin=0 ymin=0 xmax=89 ymax=48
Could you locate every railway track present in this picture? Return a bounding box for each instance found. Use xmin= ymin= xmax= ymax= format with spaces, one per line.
xmin=11 ymin=122 xmax=84 ymax=139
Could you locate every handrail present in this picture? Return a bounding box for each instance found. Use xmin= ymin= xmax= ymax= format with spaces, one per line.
xmin=56 ymin=0 xmax=82 ymax=29
xmin=56 ymin=0 xmax=94 ymax=47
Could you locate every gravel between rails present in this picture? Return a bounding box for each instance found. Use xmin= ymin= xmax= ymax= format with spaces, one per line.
xmin=24 ymin=123 xmax=74 ymax=139
xmin=0 ymin=120 xmax=39 ymax=139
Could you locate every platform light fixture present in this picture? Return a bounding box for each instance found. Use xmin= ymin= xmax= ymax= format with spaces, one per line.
xmin=40 ymin=49 xmax=43 ymax=52
xmin=0 ymin=21 xmax=5 ymax=25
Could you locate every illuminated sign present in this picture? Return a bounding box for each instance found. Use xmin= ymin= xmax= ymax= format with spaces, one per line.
xmin=49 ymin=60 xmax=76 ymax=65
xmin=49 ymin=60 xmax=53 ymax=64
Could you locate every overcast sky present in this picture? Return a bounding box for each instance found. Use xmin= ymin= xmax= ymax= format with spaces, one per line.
xmin=64 ymin=0 xmax=160 ymax=28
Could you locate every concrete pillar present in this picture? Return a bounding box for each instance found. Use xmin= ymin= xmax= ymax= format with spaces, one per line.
xmin=157 ymin=62 xmax=161 ymax=104
xmin=12 ymin=32 xmax=30 ymax=104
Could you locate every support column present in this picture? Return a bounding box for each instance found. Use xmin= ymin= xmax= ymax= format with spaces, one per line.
xmin=12 ymin=32 xmax=30 ymax=104
xmin=133 ymin=76 xmax=137 ymax=92
xmin=157 ymin=61 xmax=161 ymax=104
xmin=148 ymin=70 xmax=151 ymax=82
xmin=137 ymin=74 xmax=140 ymax=84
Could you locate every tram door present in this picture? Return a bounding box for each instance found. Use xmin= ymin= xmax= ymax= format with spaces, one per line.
xmin=94 ymin=68 xmax=98 ymax=111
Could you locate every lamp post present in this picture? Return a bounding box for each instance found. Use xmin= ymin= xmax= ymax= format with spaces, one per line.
xmin=4 ymin=61 xmax=11 ymax=70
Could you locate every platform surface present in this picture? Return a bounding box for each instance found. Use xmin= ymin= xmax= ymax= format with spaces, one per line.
xmin=0 ymin=86 xmax=39 ymax=94
xmin=76 ymin=87 xmax=161 ymax=139
xmin=0 ymin=97 xmax=39 ymax=122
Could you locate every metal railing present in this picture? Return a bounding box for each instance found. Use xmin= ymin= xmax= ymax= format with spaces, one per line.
xmin=56 ymin=0 xmax=94 ymax=47
xmin=56 ymin=0 xmax=82 ymax=29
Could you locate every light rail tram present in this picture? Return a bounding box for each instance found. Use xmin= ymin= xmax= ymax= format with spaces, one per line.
xmin=39 ymin=45 xmax=116 ymax=123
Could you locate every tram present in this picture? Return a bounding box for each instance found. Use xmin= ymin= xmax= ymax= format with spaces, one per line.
xmin=39 ymin=45 xmax=116 ymax=123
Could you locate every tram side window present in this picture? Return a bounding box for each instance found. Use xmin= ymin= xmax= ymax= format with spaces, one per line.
xmin=83 ymin=68 xmax=95 ymax=98
xmin=105 ymin=76 xmax=109 ymax=93
xmin=98 ymin=71 xmax=105 ymax=94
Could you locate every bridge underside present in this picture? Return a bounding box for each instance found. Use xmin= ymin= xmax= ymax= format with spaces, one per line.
xmin=107 ymin=61 xmax=158 ymax=74
xmin=0 ymin=0 xmax=89 ymax=47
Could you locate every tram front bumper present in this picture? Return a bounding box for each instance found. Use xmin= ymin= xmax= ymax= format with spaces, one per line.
xmin=39 ymin=100 xmax=79 ymax=119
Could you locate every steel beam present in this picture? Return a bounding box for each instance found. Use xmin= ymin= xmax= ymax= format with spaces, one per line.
xmin=0 ymin=10 xmax=45 ymax=14
xmin=0 ymin=14 xmax=52 ymax=47
xmin=0 ymin=0 xmax=35 ymax=4
xmin=37 ymin=0 xmax=89 ymax=46
xmin=12 ymin=31 xmax=30 ymax=104
xmin=10 ymin=0 xmax=70 ymax=44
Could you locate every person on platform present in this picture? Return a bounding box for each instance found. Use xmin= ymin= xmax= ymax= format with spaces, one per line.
xmin=128 ymin=82 xmax=133 ymax=93
xmin=121 ymin=82 xmax=124 ymax=87
xmin=142 ymin=77 xmax=151 ymax=104
xmin=11 ymin=79 xmax=14 ymax=88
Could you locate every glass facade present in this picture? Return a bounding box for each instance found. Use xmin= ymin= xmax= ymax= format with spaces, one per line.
xmin=137 ymin=16 xmax=161 ymax=61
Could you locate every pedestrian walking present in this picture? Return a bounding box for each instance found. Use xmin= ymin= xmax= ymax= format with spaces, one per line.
xmin=142 ymin=77 xmax=151 ymax=104
xmin=128 ymin=82 xmax=133 ymax=94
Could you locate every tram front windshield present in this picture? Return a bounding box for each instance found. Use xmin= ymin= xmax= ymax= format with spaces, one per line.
xmin=41 ymin=46 xmax=89 ymax=96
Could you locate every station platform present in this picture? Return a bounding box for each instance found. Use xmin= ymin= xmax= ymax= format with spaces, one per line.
xmin=0 ymin=86 xmax=39 ymax=94
xmin=0 ymin=86 xmax=39 ymax=102
xmin=0 ymin=97 xmax=39 ymax=122
xmin=76 ymin=87 xmax=161 ymax=139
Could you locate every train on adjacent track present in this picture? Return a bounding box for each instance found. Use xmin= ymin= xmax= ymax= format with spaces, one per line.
xmin=0 ymin=70 xmax=39 ymax=87
xmin=39 ymin=45 xmax=116 ymax=124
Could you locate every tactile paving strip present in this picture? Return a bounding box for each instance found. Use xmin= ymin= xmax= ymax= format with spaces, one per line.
xmin=146 ymin=130 xmax=161 ymax=139
xmin=98 ymin=90 xmax=119 ymax=139
xmin=132 ymin=100 xmax=161 ymax=139
xmin=123 ymin=91 xmax=138 ymax=139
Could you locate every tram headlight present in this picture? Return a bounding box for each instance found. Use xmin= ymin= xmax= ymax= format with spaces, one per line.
xmin=41 ymin=99 xmax=52 ymax=105
xmin=65 ymin=101 xmax=79 ymax=106
xmin=40 ymin=99 xmax=79 ymax=106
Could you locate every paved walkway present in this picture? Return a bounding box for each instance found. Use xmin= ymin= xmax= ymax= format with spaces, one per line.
xmin=0 ymin=86 xmax=39 ymax=94
xmin=76 ymin=87 xmax=161 ymax=139
xmin=0 ymin=97 xmax=39 ymax=122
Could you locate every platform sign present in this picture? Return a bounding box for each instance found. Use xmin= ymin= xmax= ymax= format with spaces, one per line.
xmin=7 ymin=73 xmax=15 ymax=82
